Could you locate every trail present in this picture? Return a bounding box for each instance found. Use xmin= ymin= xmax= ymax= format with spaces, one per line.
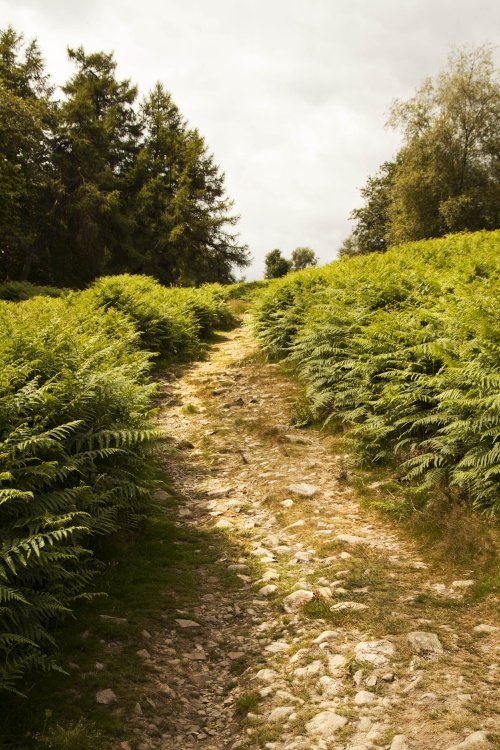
xmin=121 ymin=320 xmax=499 ymax=750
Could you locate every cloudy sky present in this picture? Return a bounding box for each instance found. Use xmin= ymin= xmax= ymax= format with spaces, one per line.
xmin=1 ymin=0 xmax=498 ymax=278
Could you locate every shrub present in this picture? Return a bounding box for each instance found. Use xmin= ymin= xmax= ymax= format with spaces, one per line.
xmin=253 ymin=231 xmax=500 ymax=512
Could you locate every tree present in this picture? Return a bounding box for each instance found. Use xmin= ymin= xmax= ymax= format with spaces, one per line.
xmin=0 ymin=28 xmax=56 ymax=281
xmin=264 ymin=249 xmax=292 ymax=279
xmin=387 ymin=46 xmax=500 ymax=244
xmin=51 ymin=46 xmax=141 ymax=285
xmin=132 ymin=83 xmax=249 ymax=285
xmin=348 ymin=161 xmax=395 ymax=254
xmin=291 ymin=246 xmax=318 ymax=270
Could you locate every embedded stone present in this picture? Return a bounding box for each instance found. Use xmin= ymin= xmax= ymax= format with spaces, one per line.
xmin=95 ymin=688 xmax=117 ymax=705
xmin=306 ymin=711 xmax=348 ymax=737
xmin=354 ymin=640 xmax=394 ymax=667
xmin=282 ymin=589 xmax=314 ymax=612
xmin=287 ymin=483 xmax=318 ymax=497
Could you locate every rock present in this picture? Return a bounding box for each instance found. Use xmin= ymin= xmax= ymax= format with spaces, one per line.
xmin=306 ymin=711 xmax=348 ymax=737
xmin=153 ymin=489 xmax=170 ymax=501
xmin=228 ymin=564 xmax=250 ymax=572
xmin=318 ymin=675 xmax=343 ymax=697
xmin=451 ymin=579 xmax=475 ymax=589
xmin=265 ymin=640 xmax=289 ymax=653
xmin=262 ymin=569 xmax=280 ymax=582
xmin=141 ymin=629 xmax=152 ymax=639
xmin=407 ymin=631 xmax=443 ymax=657
xmin=313 ymin=630 xmax=337 ymax=645
xmin=446 ymin=732 xmax=491 ymax=750
xmin=228 ymin=651 xmax=245 ymax=660
xmin=136 ymin=649 xmax=150 ymax=659
xmin=255 ymin=668 xmax=278 ymax=682
xmin=317 ymin=586 xmax=332 ymax=600
xmin=95 ymin=688 xmax=117 ymax=705
xmin=331 ymin=601 xmax=368 ymax=611
xmin=382 ymin=672 xmax=395 ymax=682
xmin=473 ymin=624 xmax=498 ymax=635
xmin=354 ymin=640 xmax=395 ymax=667
xmin=294 ymin=660 xmax=323 ymax=679
xmin=287 ymin=483 xmax=318 ymax=498
xmin=391 ymin=737 xmax=410 ymax=750
xmin=259 ymin=584 xmax=278 ymax=596
xmin=282 ymin=589 xmax=314 ymax=612
xmin=354 ymin=690 xmax=376 ymax=706
xmin=175 ymin=619 xmax=201 ymax=628
xmin=281 ymin=499 xmax=294 ymax=508
xmin=336 ymin=533 xmax=367 ymax=545
xmin=339 ymin=551 xmax=353 ymax=560
xmin=214 ymin=519 xmax=233 ymax=529
xmin=268 ymin=706 xmax=295 ymax=723
xmin=328 ymin=654 xmax=347 ymax=672
xmin=184 ymin=649 xmax=207 ymax=660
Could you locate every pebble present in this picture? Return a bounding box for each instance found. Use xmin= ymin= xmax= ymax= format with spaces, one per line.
xmin=287 ymin=483 xmax=319 ymax=497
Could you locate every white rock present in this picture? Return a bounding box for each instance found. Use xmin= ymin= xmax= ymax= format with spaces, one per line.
xmin=262 ymin=569 xmax=280 ymax=582
xmin=355 ymin=640 xmax=395 ymax=667
xmin=339 ymin=551 xmax=353 ymax=560
xmin=390 ymin=735 xmax=409 ymax=750
xmin=306 ymin=711 xmax=348 ymax=737
xmin=328 ymin=654 xmax=347 ymax=672
xmin=336 ymin=533 xmax=367 ymax=545
xmin=313 ymin=630 xmax=337 ymax=645
xmin=95 ymin=688 xmax=117 ymax=704
xmin=281 ymin=499 xmax=294 ymax=508
xmin=355 ymin=690 xmax=376 ymax=706
xmin=265 ymin=640 xmax=289 ymax=653
xmin=268 ymin=706 xmax=295 ymax=723
xmin=287 ymin=483 xmax=318 ymax=497
xmin=259 ymin=584 xmax=278 ymax=596
xmin=294 ymin=660 xmax=323 ymax=679
xmin=473 ymin=624 xmax=498 ymax=635
xmin=446 ymin=732 xmax=491 ymax=750
xmin=331 ymin=601 xmax=368 ymax=611
xmin=407 ymin=631 xmax=443 ymax=657
xmin=214 ymin=519 xmax=233 ymax=529
xmin=136 ymin=649 xmax=150 ymax=660
xmin=317 ymin=586 xmax=332 ymax=600
xmin=283 ymin=589 xmax=314 ymax=612
xmin=175 ymin=619 xmax=201 ymax=628
xmin=451 ymin=580 xmax=475 ymax=589
xmin=318 ymin=675 xmax=343 ymax=697
xmin=255 ymin=668 xmax=278 ymax=682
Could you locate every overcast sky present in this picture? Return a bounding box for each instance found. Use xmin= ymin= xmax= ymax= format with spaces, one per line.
xmin=1 ymin=0 xmax=498 ymax=278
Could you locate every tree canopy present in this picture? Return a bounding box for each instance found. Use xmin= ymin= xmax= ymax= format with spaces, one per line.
xmin=0 ymin=27 xmax=250 ymax=287
xmin=342 ymin=46 xmax=500 ymax=256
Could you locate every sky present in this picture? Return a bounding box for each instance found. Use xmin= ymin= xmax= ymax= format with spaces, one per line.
xmin=1 ymin=0 xmax=499 ymax=279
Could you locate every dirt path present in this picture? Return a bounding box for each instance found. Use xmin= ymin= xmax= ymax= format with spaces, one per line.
xmin=121 ymin=320 xmax=498 ymax=750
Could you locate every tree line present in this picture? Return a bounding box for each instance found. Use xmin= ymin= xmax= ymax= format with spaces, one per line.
xmin=341 ymin=46 xmax=500 ymax=256
xmin=0 ymin=28 xmax=250 ymax=287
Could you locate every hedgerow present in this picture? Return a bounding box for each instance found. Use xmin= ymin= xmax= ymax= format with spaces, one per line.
xmin=0 ymin=275 xmax=231 ymax=692
xmin=253 ymin=231 xmax=500 ymax=513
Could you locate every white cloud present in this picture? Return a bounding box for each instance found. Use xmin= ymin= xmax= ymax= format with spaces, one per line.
xmin=1 ymin=0 xmax=498 ymax=278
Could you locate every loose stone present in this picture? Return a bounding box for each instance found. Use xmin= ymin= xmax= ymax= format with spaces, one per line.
xmin=282 ymin=589 xmax=314 ymax=612
xmin=268 ymin=706 xmax=295 ymax=723
xmin=96 ymin=688 xmax=117 ymax=705
xmin=446 ymin=733 xmax=491 ymax=750
xmin=390 ymin=737 xmax=410 ymax=750
xmin=175 ymin=619 xmax=201 ymax=628
xmin=407 ymin=631 xmax=443 ymax=657
xmin=355 ymin=690 xmax=376 ymax=706
xmin=287 ymin=483 xmax=319 ymax=497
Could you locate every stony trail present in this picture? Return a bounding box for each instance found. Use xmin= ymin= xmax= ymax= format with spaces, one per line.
xmin=121 ymin=320 xmax=499 ymax=750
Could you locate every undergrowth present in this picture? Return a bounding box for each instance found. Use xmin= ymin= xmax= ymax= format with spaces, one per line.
xmin=253 ymin=230 xmax=500 ymax=514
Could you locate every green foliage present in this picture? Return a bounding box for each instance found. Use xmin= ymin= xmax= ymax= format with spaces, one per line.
xmin=0 ymin=281 xmax=68 ymax=301
xmin=264 ymin=249 xmax=293 ymax=279
xmin=0 ymin=274 xmax=232 ymax=692
xmin=291 ymin=246 xmax=318 ymax=270
xmin=0 ymin=27 xmax=249 ymax=287
xmin=253 ymin=231 xmax=500 ymax=512
xmin=347 ymin=47 xmax=500 ymax=254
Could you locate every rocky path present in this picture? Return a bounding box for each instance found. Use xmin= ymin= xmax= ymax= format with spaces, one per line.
xmin=121 ymin=320 xmax=499 ymax=750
